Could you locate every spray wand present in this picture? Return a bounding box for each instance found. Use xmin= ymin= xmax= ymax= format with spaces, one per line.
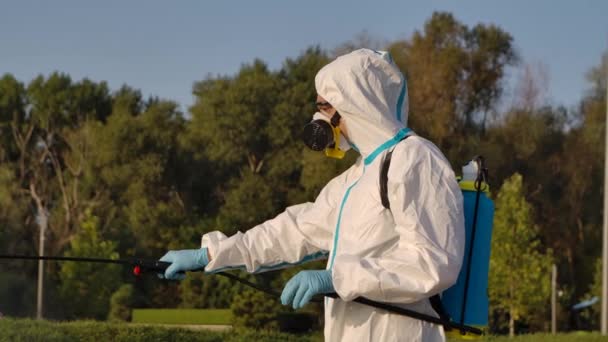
xmin=0 ymin=254 xmax=482 ymax=335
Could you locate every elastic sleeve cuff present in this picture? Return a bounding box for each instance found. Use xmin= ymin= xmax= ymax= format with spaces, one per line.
xmin=200 ymin=231 xmax=229 ymax=270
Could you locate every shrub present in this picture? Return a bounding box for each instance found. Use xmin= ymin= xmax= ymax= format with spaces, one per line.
xmin=108 ymin=284 xmax=135 ymax=322
xmin=231 ymin=289 xmax=281 ymax=330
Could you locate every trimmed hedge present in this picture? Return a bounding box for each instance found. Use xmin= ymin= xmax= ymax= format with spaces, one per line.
xmin=1 ymin=318 xmax=606 ymax=342
xmin=0 ymin=319 xmax=315 ymax=342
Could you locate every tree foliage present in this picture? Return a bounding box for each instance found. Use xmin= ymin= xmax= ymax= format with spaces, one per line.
xmin=388 ymin=12 xmax=517 ymax=153
xmin=58 ymin=211 xmax=122 ymax=319
xmin=489 ymin=173 xmax=553 ymax=335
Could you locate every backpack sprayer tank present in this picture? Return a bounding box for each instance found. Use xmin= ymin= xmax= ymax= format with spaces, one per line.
xmin=442 ymin=158 xmax=495 ymax=338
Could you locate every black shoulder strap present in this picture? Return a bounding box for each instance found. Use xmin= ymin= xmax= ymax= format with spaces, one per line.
xmin=379 ymin=148 xmax=394 ymax=210
xmin=379 ymin=134 xmax=453 ymax=328
xmin=429 ymin=294 xmax=453 ymax=331
xmin=380 ymin=134 xmax=411 ymax=210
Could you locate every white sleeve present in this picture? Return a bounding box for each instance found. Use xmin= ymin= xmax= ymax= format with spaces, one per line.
xmin=331 ymin=141 xmax=465 ymax=303
xmin=202 ymin=166 xmax=352 ymax=273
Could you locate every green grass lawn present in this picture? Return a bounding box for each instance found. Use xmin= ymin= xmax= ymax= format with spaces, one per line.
xmin=132 ymin=308 xmax=232 ymax=325
xmin=477 ymin=331 xmax=608 ymax=342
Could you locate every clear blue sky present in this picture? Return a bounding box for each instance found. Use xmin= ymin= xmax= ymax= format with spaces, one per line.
xmin=1 ymin=0 xmax=606 ymax=112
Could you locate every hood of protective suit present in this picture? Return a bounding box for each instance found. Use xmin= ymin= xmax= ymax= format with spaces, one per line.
xmin=315 ymin=49 xmax=409 ymax=157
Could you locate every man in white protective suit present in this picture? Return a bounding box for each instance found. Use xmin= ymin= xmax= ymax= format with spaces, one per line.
xmin=159 ymin=48 xmax=465 ymax=342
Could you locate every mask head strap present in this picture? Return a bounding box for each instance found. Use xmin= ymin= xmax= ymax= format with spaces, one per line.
xmin=330 ymin=112 xmax=341 ymax=127
xmin=324 ymin=112 xmax=346 ymax=159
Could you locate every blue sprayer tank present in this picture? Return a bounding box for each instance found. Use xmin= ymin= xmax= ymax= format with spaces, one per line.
xmin=442 ymin=159 xmax=495 ymax=337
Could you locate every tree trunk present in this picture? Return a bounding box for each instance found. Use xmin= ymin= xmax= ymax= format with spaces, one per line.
xmin=36 ymin=210 xmax=47 ymax=320
xmin=509 ymin=314 xmax=515 ymax=337
xmin=31 ymin=183 xmax=48 ymax=320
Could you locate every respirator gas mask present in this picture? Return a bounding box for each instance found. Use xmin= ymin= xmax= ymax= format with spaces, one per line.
xmin=302 ymin=111 xmax=351 ymax=159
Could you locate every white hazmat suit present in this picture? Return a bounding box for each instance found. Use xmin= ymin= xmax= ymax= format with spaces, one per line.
xmin=201 ymin=49 xmax=465 ymax=341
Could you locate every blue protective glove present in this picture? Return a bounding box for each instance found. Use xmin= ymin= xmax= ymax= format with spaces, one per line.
xmin=158 ymin=248 xmax=209 ymax=280
xmin=280 ymin=270 xmax=335 ymax=309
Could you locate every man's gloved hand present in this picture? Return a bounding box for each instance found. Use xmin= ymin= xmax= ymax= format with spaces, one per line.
xmin=280 ymin=270 xmax=334 ymax=309
xmin=158 ymin=248 xmax=209 ymax=280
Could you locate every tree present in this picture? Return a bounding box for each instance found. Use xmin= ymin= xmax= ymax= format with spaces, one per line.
xmin=217 ymin=171 xmax=278 ymax=235
xmin=512 ymin=62 xmax=550 ymax=112
xmin=489 ymin=173 xmax=553 ymax=336
xmin=2 ymin=73 xmax=114 ymax=257
xmin=540 ymin=52 xmax=607 ymax=305
xmin=88 ymin=95 xmax=195 ymax=255
xmin=331 ymin=30 xmax=388 ymax=57
xmin=184 ymin=47 xmax=352 ymax=236
xmin=0 ymin=74 xmax=37 ymax=259
xmin=0 ymin=164 xmax=28 ymax=253
xmin=187 ymin=60 xmax=279 ymax=172
xmin=58 ymin=211 xmax=122 ymax=319
xmin=178 ymin=270 xmax=250 ymax=309
xmin=388 ymin=12 xmax=517 ymax=162
xmin=0 ymin=74 xmax=118 ymax=318
xmin=0 ymin=74 xmax=26 ymax=163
